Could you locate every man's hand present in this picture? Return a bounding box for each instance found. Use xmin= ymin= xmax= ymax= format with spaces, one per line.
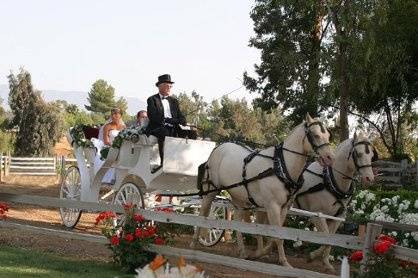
xmin=164 ymin=118 xmax=177 ymax=125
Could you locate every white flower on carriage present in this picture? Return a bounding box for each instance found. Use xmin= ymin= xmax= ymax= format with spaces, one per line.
xmin=328 ymin=255 xmax=335 ymax=262
xmin=414 ymin=199 xmax=418 ymax=209
xmin=293 ymin=240 xmax=303 ymax=248
xmin=380 ymin=205 xmax=389 ymax=213
xmin=299 ymin=221 xmax=305 ymax=225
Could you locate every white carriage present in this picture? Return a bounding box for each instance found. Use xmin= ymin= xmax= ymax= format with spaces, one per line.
xmin=59 ymin=128 xmax=227 ymax=246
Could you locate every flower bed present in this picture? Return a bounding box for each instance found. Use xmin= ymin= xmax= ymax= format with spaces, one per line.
xmin=349 ymin=189 xmax=418 ymax=249
xmin=350 ymin=234 xmax=417 ymax=277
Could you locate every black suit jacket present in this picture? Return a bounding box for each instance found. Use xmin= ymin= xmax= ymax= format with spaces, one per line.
xmin=146 ymin=93 xmax=186 ymax=132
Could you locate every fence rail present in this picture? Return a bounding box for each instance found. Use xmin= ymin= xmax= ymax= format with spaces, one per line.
xmin=1 ymin=192 xmax=417 ymax=277
xmin=374 ymin=159 xmax=418 ymax=187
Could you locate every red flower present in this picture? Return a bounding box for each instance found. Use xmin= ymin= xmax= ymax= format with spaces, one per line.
xmin=133 ymin=214 xmax=145 ymax=222
xmin=123 ymin=203 xmax=134 ymax=210
xmin=374 ymin=240 xmax=392 ymax=255
xmin=125 ymin=233 xmax=134 ymax=242
xmin=155 ymin=207 xmax=174 ymax=213
xmin=350 ymin=250 xmax=363 ymax=262
xmin=135 ymin=228 xmax=144 ymax=238
xmin=154 ymin=237 xmax=165 ymax=245
xmin=111 ymin=235 xmax=120 ymax=246
xmin=377 ymin=234 xmax=396 ymax=245
xmin=0 ymin=202 xmax=9 ymax=220
xmin=95 ymin=211 xmax=116 ymax=225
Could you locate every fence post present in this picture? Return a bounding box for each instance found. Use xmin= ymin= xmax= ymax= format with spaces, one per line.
xmin=5 ymin=151 xmax=10 ymax=177
xmin=360 ymin=223 xmax=383 ymax=274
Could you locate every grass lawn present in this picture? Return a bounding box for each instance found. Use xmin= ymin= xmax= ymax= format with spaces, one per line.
xmin=0 ymin=245 xmax=134 ymax=278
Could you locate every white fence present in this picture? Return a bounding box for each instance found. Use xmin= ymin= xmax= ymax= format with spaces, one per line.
xmin=0 ymin=192 xmax=417 ymax=278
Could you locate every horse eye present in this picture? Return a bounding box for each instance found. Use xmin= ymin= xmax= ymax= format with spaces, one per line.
xmin=314 ymin=134 xmax=320 ymax=139
xmin=357 ymin=152 xmax=363 ymax=158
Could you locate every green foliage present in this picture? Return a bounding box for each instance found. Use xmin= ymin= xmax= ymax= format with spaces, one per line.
xmin=348 ymin=0 xmax=418 ymax=159
xmin=85 ymin=79 xmax=117 ymax=115
xmin=243 ymin=0 xmax=333 ymax=122
xmin=8 ymin=69 xmax=63 ymax=156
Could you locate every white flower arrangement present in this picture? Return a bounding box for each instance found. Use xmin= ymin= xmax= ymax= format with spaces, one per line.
xmin=136 ymin=256 xmax=207 ymax=278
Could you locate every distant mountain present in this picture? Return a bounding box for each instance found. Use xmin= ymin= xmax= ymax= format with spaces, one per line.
xmin=0 ymin=84 xmax=146 ymax=115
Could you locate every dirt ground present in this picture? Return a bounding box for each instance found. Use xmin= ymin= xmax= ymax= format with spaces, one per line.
xmin=0 ymin=175 xmax=339 ymax=278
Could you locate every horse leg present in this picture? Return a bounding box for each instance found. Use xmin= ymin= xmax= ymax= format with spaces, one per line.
xmin=266 ymin=204 xmax=292 ymax=267
xmin=253 ymin=211 xmax=275 ymax=258
xmin=190 ymin=192 xmax=217 ymax=248
xmin=308 ymin=217 xmax=335 ymax=272
xmin=320 ymin=220 xmax=342 ymax=273
xmin=307 ymin=217 xmax=328 ymax=261
xmin=275 ymin=205 xmax=292 ymax=267
xmin=234 ymin=209 xmax=250 ymax=258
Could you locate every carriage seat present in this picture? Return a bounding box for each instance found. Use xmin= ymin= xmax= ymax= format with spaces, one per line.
xmin=83 ymin=126 xmax=100 ymax=140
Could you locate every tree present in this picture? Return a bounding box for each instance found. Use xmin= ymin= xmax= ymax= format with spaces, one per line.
xmin=8 ymin=69 xmax=63 ymax=156
xmin=85 ymin=79 xmax=116 ymax=115
xmin=348 ymin=0 xmax=418 ymax=159
xmin=243 ymin=0 xmax=332 ymax=122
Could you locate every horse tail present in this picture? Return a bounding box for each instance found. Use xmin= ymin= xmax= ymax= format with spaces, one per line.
xmin=197 ymin=162 xmax=207 ymax=193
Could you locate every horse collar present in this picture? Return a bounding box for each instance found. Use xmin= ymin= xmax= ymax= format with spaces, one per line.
xmin=274 ymin=143 xmax=304 ymax=195
xmin=324 ymin=167 xmax=354 ymax=200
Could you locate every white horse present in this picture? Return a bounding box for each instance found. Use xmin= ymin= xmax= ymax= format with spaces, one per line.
xmin=190 ymin=114 xmax=334 ymax=267
xmin=254 ymin=132 xmax=377 ymax=271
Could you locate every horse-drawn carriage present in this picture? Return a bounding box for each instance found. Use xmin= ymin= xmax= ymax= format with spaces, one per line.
xmin=59 ymin=127 xmax=227 ymax=246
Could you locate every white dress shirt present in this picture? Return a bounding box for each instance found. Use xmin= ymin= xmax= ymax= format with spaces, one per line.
xmin=159 ymin=93 xmax=172 ymax=118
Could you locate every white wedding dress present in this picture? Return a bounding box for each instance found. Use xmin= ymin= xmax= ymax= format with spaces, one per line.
xmin=93 ymin=127 xmax=120 ymax=184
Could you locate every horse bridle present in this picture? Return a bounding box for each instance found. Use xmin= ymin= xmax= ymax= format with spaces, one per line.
xmin=348 ymin=140 xmax=378 ymax=170
xmin=304 ymin=121 xmax=331 ymax=153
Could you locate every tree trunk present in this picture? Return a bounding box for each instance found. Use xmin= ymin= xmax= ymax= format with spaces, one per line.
xmin=306 ymin=1 xmax=325 ymax=117
xmin=332 ymin=3 xmax=350 ymax=140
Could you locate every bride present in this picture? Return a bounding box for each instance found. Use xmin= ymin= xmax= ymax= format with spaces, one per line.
xmin=94 ymin=108 xmax=126 ymax=184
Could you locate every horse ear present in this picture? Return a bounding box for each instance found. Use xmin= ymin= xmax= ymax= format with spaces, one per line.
xmin=353 ymin=131 xmax=358 ymax=142
xmin=305 ymin=113 xmax=313 ymax=123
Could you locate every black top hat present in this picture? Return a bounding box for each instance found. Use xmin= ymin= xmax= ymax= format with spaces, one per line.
xmin=156 ymin=74 xmax=174 ymax=87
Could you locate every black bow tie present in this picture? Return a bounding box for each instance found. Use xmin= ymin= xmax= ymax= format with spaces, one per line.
xmin=161 ymin=96 xmax=168 ymax=100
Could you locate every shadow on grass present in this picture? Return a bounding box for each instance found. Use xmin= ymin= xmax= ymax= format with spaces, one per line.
xmin=0 ymin=245 xmax=133 ymax=278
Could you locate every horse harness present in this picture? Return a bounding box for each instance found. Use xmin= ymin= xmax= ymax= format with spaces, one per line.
xmin=198 ymin=121 xmax=331 ymax=209
xmin=295 ymin=139 xmax=378 ymax=217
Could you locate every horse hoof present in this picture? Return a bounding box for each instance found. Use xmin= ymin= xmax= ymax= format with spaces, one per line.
xmin=324 ymin=263 xmax=335 ymax=273
xmin=280 ymin=261 xmax=293 ymax=268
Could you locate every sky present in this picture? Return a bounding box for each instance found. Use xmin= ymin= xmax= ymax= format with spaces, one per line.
xmin=0 ymin=0 xmax=260 ymax=103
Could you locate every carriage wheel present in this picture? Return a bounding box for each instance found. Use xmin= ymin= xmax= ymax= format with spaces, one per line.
xmin=113 ymin=182 xmax=145 ymax=225
xmin=59 ymin=166 xmax=82 ymax=228
xmin=197 ymin=203 xmax=226 ymax=247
